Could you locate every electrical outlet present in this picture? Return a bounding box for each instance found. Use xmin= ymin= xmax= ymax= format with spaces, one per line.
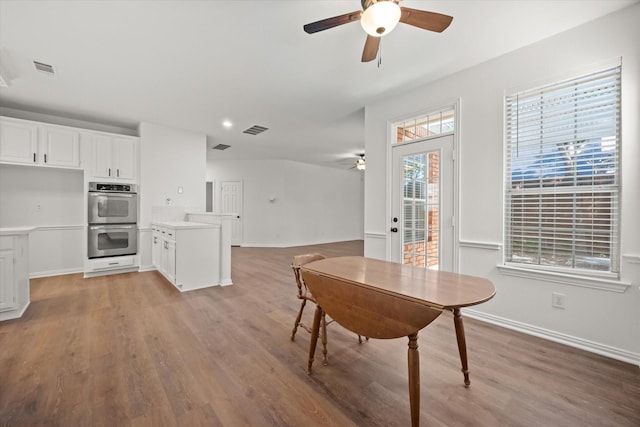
xmin=36 ymin=204 xmax=42 ymax=212
xmin=552 ymin=292 xmax=566 ymax=309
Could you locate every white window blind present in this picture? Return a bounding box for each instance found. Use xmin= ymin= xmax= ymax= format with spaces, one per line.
xmin=504 ymin=66 xmax=621 ymax=275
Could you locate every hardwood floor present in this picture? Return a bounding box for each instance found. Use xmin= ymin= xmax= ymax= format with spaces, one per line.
xmin=1 ymin=240 xmax=638 ymax=426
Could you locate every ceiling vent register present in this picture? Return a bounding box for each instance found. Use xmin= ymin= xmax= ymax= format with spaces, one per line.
xmin=33 ymin=61 xmax=55 ymax=74
xmin=243 ymin=125 xmax=269 ymax=135
xmin=212 ymin=144 xmax=231 ymax=150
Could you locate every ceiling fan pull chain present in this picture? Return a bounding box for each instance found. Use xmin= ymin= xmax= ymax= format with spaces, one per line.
xmin=378 ymin=41 xmax=382 ymax=68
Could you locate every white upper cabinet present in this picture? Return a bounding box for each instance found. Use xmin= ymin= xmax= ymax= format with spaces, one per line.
xmin=0 ymin=117 xmax=81 ymax=168
xmin=91 ymin=133 xmax=138 ymax=182
xmin=113 ymin=136 xmax=137 ymax=180
xmin=40 ymin=125 xmax=81 ymax=167
xmin=0 ymin=118 xmax=38 ymax=164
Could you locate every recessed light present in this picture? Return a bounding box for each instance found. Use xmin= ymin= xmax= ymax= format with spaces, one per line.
xmin=222 ymin=120 xmax=232 ymax=128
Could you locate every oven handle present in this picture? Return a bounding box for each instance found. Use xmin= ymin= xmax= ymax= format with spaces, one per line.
xmin=88 ymin=192 xmax=136 ymax=198
xmin=89 ymin=225 xmax=137 ymax=230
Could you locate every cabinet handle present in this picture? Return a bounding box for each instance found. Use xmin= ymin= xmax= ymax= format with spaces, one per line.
xmin=44 ymin=153 xmax=47 ymax=163
xmin=117 ymin=169 xmax=120 ymax=177
xmin=33 ymin=153 xmax=36 ymax=163
xmin=108 ymin=168 xmax=111 ymax=176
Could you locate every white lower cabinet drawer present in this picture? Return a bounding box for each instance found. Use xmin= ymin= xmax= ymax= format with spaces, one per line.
xmin=92 ymin=256 xmax=135 ymax=270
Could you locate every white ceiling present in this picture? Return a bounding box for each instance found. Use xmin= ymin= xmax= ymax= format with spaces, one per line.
xmin=1 ymin=0 xmax=637 ymax=169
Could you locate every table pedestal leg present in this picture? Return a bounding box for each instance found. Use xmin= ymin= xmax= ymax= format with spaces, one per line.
xmin=408 ymin=333 xmax=420 ymax=427
xmin=307 ymin=305 xmax=323 ymax=374
xmin=453 ymin=308 xmax=470 ymax=387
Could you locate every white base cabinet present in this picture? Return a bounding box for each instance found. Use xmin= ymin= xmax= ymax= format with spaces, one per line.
xmin=152 ymin=221 xmax=221 ymax=292
xmin=0 ymin=228 xmax=33 ymax=322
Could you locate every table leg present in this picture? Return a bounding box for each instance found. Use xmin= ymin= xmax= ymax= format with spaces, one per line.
xmin=453 ymin=308 xmax=470 ymax=387
xmin=307 ymin=305 xmax=323 ymax=374
xmin=407 ymin=333 xmax=420 ymax=427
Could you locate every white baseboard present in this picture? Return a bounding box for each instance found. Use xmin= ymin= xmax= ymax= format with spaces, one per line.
xmin=241 ymin=238 xmax=364 ymax=248
xmin=463 ymin=308 xmax=640 ymax=367
xmin=30 ymin=268 xmax=83 ymax=279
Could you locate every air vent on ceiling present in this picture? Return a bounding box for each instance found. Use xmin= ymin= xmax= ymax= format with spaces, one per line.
xmin=34 ymin=61 xmax=55 ymax=74
xmin=212 ymin=144 xmax=231 ymax=151
xmin=243 ymin=125 xmax=269 ymax=135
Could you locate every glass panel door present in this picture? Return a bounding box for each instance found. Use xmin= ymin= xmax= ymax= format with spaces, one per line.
xmin=402 ymin=152 xmax=440 ymax=268
xmin=391 ymin=135 xmax=454 ymax=271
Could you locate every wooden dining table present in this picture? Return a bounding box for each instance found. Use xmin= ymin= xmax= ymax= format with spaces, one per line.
xmin=301 ymin=256 xmax=496 ymax=427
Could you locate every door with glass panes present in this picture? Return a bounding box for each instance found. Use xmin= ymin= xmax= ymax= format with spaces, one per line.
xmin=391 ymin=135 xmax=454 ymax=271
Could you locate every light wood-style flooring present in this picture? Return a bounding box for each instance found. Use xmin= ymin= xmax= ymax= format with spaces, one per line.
xmin=1 ymin=240 xmax=638 ymax=426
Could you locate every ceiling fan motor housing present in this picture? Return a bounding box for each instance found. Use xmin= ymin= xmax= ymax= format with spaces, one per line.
xmin=361 ymin=0 xmax=401 ymax=9
xmin=360 ymin=0 xmax=402 ymax=37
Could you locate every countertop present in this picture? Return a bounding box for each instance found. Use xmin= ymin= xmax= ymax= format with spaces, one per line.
xmin=152 ymin=220 xmax=220 ymax=230
xmin=0 ymin=226 xmax=37 ymax=236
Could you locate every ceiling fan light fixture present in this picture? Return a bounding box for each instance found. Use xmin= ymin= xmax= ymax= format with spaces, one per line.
xmin=360 ymin=1 xmax=401 ymax=37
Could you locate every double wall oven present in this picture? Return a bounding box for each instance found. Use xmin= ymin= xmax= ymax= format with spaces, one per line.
xmin=87 ymin=182 xmax=138 ymax=259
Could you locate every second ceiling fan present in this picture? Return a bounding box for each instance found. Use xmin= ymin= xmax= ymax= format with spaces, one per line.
xmin=303 ymin=0 xmax=453 ymax=63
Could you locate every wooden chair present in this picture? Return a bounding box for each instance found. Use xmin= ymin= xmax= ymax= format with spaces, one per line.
xmin=290 ymin=253 xmax=366 ymax=366
xmin=291 ymin=253 xmax=330 ymax=364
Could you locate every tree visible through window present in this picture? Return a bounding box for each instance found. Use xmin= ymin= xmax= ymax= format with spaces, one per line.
xmin=504 ymin=66 xmax=621 ymax=275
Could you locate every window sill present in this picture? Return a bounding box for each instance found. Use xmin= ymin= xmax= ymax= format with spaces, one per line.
xmin=496 ymin=264 xmax=631 ymax=293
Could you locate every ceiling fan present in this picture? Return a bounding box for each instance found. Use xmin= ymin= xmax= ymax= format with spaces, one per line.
xmin=352 ymin=154 xmax=366 ymax=171
xmin=303 ymin=0 xmax=453 ymax=62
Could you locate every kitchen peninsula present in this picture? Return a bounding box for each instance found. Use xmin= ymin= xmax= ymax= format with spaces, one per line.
xmin=151 ymin=219 xmax=228 ymax=292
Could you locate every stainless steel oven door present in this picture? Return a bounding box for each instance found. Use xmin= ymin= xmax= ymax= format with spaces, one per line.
xmin=88 ymin=192 xmax=138 ymax=224
xmin=88 ymin=224 xmax=138 ymax=258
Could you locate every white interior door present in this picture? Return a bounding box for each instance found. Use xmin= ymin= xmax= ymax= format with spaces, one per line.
xmin=391 ymin=135 xmax=455 ymax=271
xmin=220 ymin=181 xmax=243 ymax=246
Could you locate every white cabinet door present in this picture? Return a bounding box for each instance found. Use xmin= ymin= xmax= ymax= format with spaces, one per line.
xmin=159 ymin=238 xmax=170 ymax=278
xmin=0 ymin=117 xmax=39 ymax=165
xmin=0 ymin=247 xmax=17 ymax=312
xmin=166 ymin=239 xmax=176 ymax=284
xmin=152 ymin=232 xmax=161 ymax=269
xmin=113 ymin=137 xmax=137 ymax=180
xmin=91 ymin=134 xmax=113 ymax=178
xmin=40 ymin=125 xmax=81 ymax=167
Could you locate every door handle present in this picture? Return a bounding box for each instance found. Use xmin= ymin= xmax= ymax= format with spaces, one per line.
xmin=391 ymin=227 xmax=398 ymax=233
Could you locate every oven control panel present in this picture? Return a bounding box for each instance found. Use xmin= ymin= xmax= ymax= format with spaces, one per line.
xmin=88 ymin=182 xmax=137 ymax=193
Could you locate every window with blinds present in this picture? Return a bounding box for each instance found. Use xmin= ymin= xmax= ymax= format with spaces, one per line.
xmin=504 ymin=65 xmax=621 ymax=276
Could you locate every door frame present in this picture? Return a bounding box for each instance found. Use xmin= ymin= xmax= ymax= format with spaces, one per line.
xmin=385 ymin=100 xmax=460 ymax=272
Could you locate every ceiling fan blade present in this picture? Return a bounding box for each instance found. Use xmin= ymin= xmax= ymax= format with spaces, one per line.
xmin=303 ymin=10 xmax=363 ymax=34
xmin=361 ymin=35 xmax=380 ymax=62
xmin=399 ymin=8 xmax=453 ymax=33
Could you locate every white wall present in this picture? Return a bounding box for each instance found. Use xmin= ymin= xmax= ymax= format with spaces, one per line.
xmin=208 ymin=159 xmax=364 ymax=247
xmin=139 ymin=122 xmax=207 ymax=226
xmin=364 ymin=4 xmax=640 ymax=364
xmin=0 ymin=164 xmax=84 ymax=275
xmin=138 ymin=122 xmax=207 ymax=269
